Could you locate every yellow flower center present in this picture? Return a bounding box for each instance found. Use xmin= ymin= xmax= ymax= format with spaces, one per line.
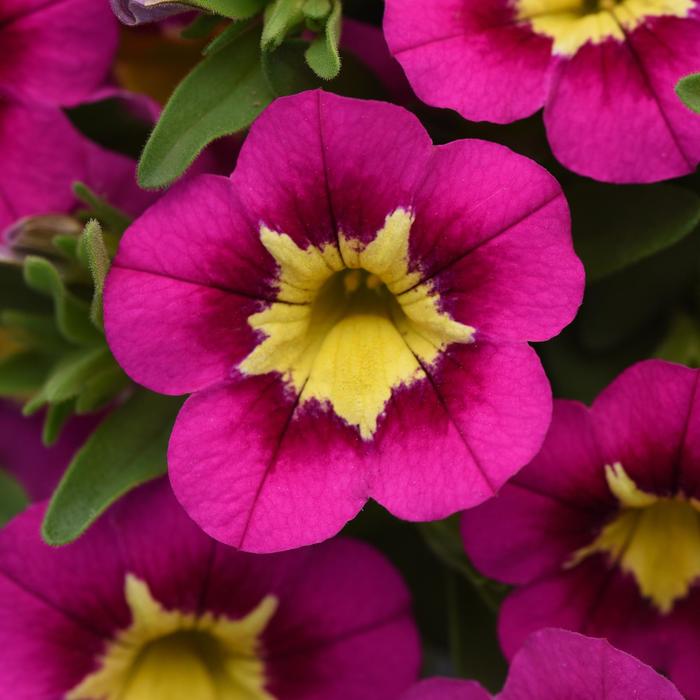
xmin=514 ymin=0 xmax=693 ymax=55
xmin=568 ymin=463 xmax=700 ymax=614
xmin=239 ymin=208 xmax=475 ymax=440
xmin=67 ymin=575 xmax=278 ymax=700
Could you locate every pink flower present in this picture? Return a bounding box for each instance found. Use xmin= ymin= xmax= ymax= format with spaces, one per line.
xmin=0 ymin=480 xmax=419 ymax=699
xmin=104 ymin=90 xmax=583 ymax=553
xmin=0 ymin=97 xmax=153 ymax=235
xmin=402 ymin=629 xmax=683 ymax=700
xmin=0 ymin=0 xmax=118 ymax=107
xmin=462 ymin=359 xmax=700 ymax=700
xmin=384 ymin=0 xmax=700 ymax=183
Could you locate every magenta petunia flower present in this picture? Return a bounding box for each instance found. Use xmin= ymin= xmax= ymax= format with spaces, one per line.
xmin=0 ymin=400 xmax=98 ymax=502
xmin=384 ymin=0 xmax=700 ymax=183
xmin=0 ymin=479 xmax=420 ymax=699
xmin=104 ymin=90 xmax=583 ymax=553
xmin=462 ymin=359 xmax=700 ymax=700
xmin=0 ymin=98 xmax=154 ymax=235
xmin=402 ymin=629 xmax=683 ymax=700
xmin=0 ymin=0 xmax=118 ymax=107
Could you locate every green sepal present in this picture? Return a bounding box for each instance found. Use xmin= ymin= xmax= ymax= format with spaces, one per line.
xmin=677 ymin=73 xmax=700 ymax=114
xmin=303 ymin=0 xmax=331 ymax=20
xmin=138 ymin=27 xmax=274 ymax=189
xmin=192 ymin=0 xmax=266 ymax=19
xmin=42 ymin=391 xmax=183 ymax=546
xmin=304 ymin=0 xmax=341 ymax=79
xmin=74 ymin=364 xmax=130 ymax=415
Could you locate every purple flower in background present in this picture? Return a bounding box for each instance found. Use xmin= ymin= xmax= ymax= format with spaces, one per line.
xmin=462 ymin=360 xmax=700 ymax=700
xmin=104 ymin=90 xmax=583 ymax=553
xmin=110 ymin=0 xmax=191 ymax=26
xmin=403 ymin=629 xmax=683 ymax=700
xmin=0 ymin=480 xmax=420 ymax=699
xmin=384 ymin=0 xmax=700 ymax=183
xmin=0 ymin=0 xmax=118 ymax=107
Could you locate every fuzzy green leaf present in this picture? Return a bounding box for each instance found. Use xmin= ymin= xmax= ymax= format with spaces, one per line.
xmin=304 ymin=0 xmax=341 ymax=79
xmin=138 ymin=27 xmax=274 ymax=189
xmin=303 ymin=0 xmax=330 ymax=19
xmin=262 ymin=0 xmax=305 ymax=50
xmin=74 ymin=364 xmax=130 ymax=414
xmin=193 ymin=0 xmax=265 ymax=18
xmin=22 ymin=257 xmax=101 ymax=346
xmin=677 ymin=73 xmax=700 ymax=114
xmin=79 ymin=220 xmax=110 ymax=329
xmin=568 ymin=181 xmax=700 ymax=284
xmin=42 ymin=391 xmax=183 ymax=545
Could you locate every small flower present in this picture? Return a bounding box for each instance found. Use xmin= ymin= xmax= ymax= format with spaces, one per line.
xmin=461 ymin=359 xmax=700 ymax=700
xmin=0 ymin=480 xmax=420 ymax=699
xmin=402 ymin=629 xmax=683 ymax=699
xmin=0 ymin=0 xmax=118 ymax=107
xmin=104 ymin=90 xmax=583 ymax=552
xmin=384 ymin=0 xmax=700 ymax=183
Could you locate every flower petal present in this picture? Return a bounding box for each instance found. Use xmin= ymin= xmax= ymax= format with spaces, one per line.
xmin=168 ymin=376 xmax=369 ymax=552
xmin=370 ymin=341 xmax=552 ymax=520
xmin=384 ymin=0 xmax=553 ymax=123
xmin=408 ymin=139 xmax=582 ymax=342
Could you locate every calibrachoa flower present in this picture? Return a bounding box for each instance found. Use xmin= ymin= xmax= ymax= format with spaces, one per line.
xmin=0 ymin=0 xmax=117 ymax=107
xmin=384 ymin=0 xmax=700 ymax=183
xmin=462 ymin=359 xmax=700 ymax=700
xmin=0 ymin=400 xmax=97 ymax=502
xmin=0 ymin=480 xmax=420 ymax=699
xmin=104 ymin=90 xmax=583 ymax=552
xmin=402 ymin=629 xmax=683 ymax=699
xmin=0 ymin=98 xmax=153 ymax=234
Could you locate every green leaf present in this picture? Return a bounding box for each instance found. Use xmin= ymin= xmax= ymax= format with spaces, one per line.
xmin=78 ymin=220 xmax=110 ymax=329
xmin=0 ymin=469 xmax=29 ymax=527
xmin=42 ymin=399 xmax=75 ymax=446
xmin=568 ymin=181 xmax=700 ymax=284
xmin=262 ymin=0 xmax=305 ymax=50
xmin=677 ymin=73 xmax=700 ymax=114
xmin=0 ymin=352 xmax=54 ymax=396
xmin=41 ymin=347 xmax=113 ymax=405
xmin=42 ymin=391 xmax=183 ymax=545
xmin=22 ymin=257 xmax=101 ymax=346
xmin=72 ymin=182 xmax=132 ymax=238
xmin=304 ymin=0 xmax=341 ymax=79
xmin=138 ymin=27 xmax=274 ymax=189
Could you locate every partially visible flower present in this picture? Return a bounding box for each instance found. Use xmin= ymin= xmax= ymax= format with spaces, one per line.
xmin=104 ymin=90 xmax=583 ymax=553
xmin=462 ymin=359 xmax=700 ymax=700
xmin=0 ymin=0 xmax=118 ymax=107
xmin=384 ymin=0 xmax=700 ymax=183
xmin=110 ymin=0 xmax=191 ymax=26
xmin=0 ymin=479 xmax=420 ymax=699
xmin=0 ymin=400 xmax=98 ymax=502
xmin=402 ymin=629 xmax=683 ymax=700
xmin=0 ymin=98 xmax=154 ymax=235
